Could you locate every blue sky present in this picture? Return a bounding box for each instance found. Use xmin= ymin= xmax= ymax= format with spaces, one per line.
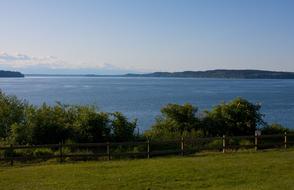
xmin=0 ymin=0 xmax=294 ymax=74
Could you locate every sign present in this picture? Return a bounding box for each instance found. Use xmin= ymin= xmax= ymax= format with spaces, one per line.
xmin=255 ymin=130 xmax=261 ymax=136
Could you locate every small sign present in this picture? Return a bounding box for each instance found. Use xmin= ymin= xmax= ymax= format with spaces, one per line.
xmin=255 ymin=130 xmax=261 ymax=136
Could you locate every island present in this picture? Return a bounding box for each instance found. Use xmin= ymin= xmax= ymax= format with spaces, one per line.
xmin=0 ymin=70 xmax=24 ymax=78
xmin=124 ymin=70 xmax=294 ymax=79
xmin=26 ymin=69 xmax=294 ymax=79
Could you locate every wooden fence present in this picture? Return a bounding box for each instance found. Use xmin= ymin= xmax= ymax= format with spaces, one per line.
xmin=1 ymin=133 xmax=294 ymax=166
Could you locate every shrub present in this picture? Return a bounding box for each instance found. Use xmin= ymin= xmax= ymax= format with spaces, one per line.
xmin=0 ymin=90 xmax=28 ymax=139
xmin=239 ymin=139 xmax=252 ymax=146
xmin=33 ymin=148 xmax=54 ymax=157
xmin=203 ymin=98 xmax=265 ymax=136
xmin=206 ymin=139 xmax=223 ymax=150
xmin=261 ymin=123 xmax=290 ymax=135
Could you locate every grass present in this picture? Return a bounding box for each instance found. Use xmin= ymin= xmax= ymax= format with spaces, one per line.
xmin=0 ymin=150 xmax=294 ymax=190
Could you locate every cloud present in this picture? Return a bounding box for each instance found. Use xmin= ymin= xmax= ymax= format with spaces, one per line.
xmin=0 ymin=52 xmax=145 ymax=74
xmin=0 ymin=53 xmax=31 ymax=61
xmin=0 ymin=52 xmax=67 ymax=69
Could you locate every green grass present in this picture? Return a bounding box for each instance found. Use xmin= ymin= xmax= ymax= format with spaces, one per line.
xmin=0 ymin=150 xmax=294 ymax=190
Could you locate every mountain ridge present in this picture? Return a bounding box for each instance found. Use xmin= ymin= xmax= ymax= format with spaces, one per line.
xmin=124 ymin=69 xmax=294 ymax=79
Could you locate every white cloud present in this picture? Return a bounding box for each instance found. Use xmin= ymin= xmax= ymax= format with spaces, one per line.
xmin=0 ymin=52 xmax=68 ymax=69
xmin=0 ymin=52 xmax=144 ymax=74
xmin=0 ymin=52 xmax=31 ymax=61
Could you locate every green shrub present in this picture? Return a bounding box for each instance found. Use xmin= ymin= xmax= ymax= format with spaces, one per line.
xmin=261 ymin=123 xmax=290 ymax=135
xmin=33 ymin=148 xmax=54 ymax=157
xmin=239 ymin=139 xmax=252 ymax=146
xmin=206 ymin=139 xmax=223 ymax=150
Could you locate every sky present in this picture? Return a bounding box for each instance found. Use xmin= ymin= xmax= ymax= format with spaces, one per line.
xmin=0 ymin=0 xmax=294 ymax=74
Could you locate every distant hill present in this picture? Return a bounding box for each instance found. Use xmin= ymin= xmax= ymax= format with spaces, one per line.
xmin=125 ymin=70 xmax=294 ymax=79
xmin=0 ymin=70 xmax=24 ymax=78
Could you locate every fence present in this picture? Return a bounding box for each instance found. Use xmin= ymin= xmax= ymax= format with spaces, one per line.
xmin=1 ymin=133 xmax=294 ymax=166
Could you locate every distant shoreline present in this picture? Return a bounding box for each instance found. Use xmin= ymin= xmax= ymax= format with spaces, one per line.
xmin=0 ymin=70 xmax=24 ymax=78
xmin=25 ymin=69 xmax=294 ymax=79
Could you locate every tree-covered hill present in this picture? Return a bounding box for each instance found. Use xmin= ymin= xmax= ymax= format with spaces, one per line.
xmin=125 ymin=69 xmax=294 ymax=79
xmin=0 ymin=70 xmax=24 ymax=78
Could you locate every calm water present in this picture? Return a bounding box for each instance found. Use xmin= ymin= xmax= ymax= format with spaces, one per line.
xmin=0 ymin=77 xmax=294 ymax=130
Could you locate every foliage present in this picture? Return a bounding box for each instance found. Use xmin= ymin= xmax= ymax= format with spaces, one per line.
xmin=261 ymin=123 xmax=290 ymax=134
xmin=71 ymin=106 xmax=110 ymax=143
xmin=147 ymin=98 xmax=267 ymax=139
xmin=33 ymin=148 xmax=54 ymax=157
xmin=111 ymin=112 xmax=137 ymax=142
xmin=206 ymin=139 xmax=223 ymax=149
xmin=0 ymin=90 xmax=28 ymax=139
xmin=146 ymin=103 xmax=200 ymax=139
xmin=0 ymin=90 xmax=291 ymax=145
xmin=202 ymin=98 xmax=265 ymax=136
xmin=0 ymin=91 xmax=137 ymax=145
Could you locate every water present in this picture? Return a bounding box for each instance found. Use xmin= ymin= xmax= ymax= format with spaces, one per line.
xmin=0 ymin=77 xmax=294 ymax=130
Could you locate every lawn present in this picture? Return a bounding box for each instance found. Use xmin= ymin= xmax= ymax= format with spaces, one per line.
xmin=0 ymin=150 xmax=293 ymax=190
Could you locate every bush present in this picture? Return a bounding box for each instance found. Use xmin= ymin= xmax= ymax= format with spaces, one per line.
xmin=239 ymin=139 xmax=252 ymax=146
xmin=33 ymin=148 xmax=54 ymax=157
xmin=203 ymin=98 xmax=265 ymax=136
xmin=145 ymin=103 xmax=201 ymax=140
xmin=0 ymin=90 xmax=28 ymax=139
xmin=206 ymin=139 xmax=223 ymax=150
xmin=111 ymin=112 xmax=137 ymax=142
xmin=261 ymin=123 xmax=290 ymax=135
xmin=0 ymin=91 xmax=138 ymax=145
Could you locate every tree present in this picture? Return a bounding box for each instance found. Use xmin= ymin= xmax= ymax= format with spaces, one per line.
xmin=10 ymin=105 xmax=36 ymax=144
xmin=111 ymin=112 xmax=137 ymax=142
xmin=203 ymin=98 xmax=265 ymax=136
xmin=72 ymin=106 xmax=110 ymax=143
xmin=0 ymin=90 xmax=27 ymax=139
xmin=30 ymin=104 xmax=72 ymax=144
xmin=146 ymin=103 xmax=200 ymax=139
xmin=261 ymin=123 xmax=290 ymax=135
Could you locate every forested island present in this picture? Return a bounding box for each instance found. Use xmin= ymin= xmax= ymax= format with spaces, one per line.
xmin=0 ymin=70 xmax=24 ymax=78
xmin=125 ymin=70 xmax=294 ymax=79
xmin=26 ymin=69 xmax=294 ymax=79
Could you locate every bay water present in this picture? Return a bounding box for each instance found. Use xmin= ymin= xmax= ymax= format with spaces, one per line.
xmin=1 ymin=77 xmax=294 ymax=131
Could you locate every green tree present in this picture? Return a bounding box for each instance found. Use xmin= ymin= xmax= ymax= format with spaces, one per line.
xmin=146 ymin=103 xmax=200 ymax=139
xmin=111 ymin=112 xmax=137 ymax=142
xmin=203 ymin=98 xmax=265 ymax=136
xmin=72 ymin=106 xmax=110 ymax=143
xmin=261 ymin=123 xmax=290 ymax=135
xmin=10 ymin=105 xmax=36 ymax=144
xmin=29 ymin=104 xmax=73 ymax=144
xmin=0 ymin=90 xmax=27 ymax=139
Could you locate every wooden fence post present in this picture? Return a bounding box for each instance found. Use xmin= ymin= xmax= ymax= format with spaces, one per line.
xmin=107 ymin=142 xmax=111 ymax=160
xmin=181 ymin=137 xmax=185 ymax=156
xmin=59 ymin=142 xmax=63 ymax=163
xmin=284 ymin=132 xmax=287 ymax=149
xmin=255 ymin=134 xmax=258 ymax=151
xmin=222 ymin=135 xmax=226 ymax=153
xmin=10 ymin=144 xmax=14 ymax=166
xmin=147 ymin=139 xmax=150 ymax=159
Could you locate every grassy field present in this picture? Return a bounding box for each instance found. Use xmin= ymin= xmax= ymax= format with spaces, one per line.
xmin=0 ymin=150 xmax=294 ymax=190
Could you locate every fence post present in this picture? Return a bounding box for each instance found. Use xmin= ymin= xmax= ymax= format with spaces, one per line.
xmin=255 ymin=134 xmax=258 ymax=151
xmin=284 ymin=132 xmax=287 ymax=149
xmin=181 ymin=137 xmax=185 ymax=156
xmin=107 ymin=142 xmax=111 ymax=160
xmin=147 ymin=139 xmax=150 ymax=159
xmin=222 ymin=135 xmax=226 ymax=153
xmin=59 ymin=142 xmax=63 ymax=163
xmin=10 ymin=144 xmax=14 ymax=166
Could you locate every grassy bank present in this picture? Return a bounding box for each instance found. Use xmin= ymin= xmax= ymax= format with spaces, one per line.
xmin=0 ymin=150 xmax=293 ymax=190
